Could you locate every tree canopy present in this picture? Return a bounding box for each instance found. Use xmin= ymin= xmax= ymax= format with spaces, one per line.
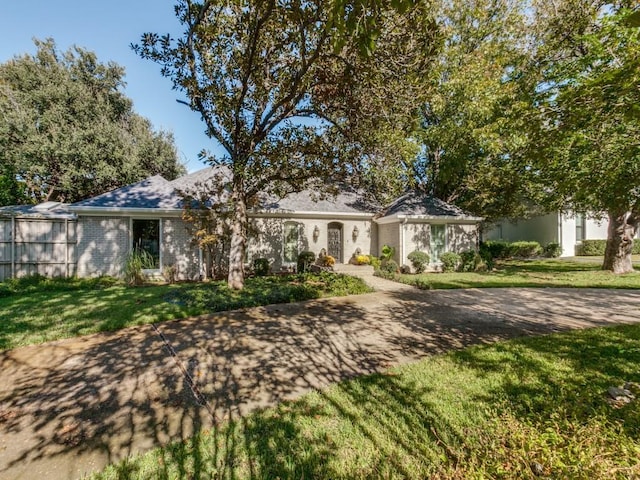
xmin=0 ymin=39 xmax=185 ymax=205
xmin=135 ymin=0 xmax=438 ymax=288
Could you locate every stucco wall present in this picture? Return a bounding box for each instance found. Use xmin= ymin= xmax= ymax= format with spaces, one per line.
xmin=447 ymin=223 xmax=479 ymax=253
xmin=161 ymin=218 xmax=201 ymax=280
xmin=377 ymin=223 xmax=400 ymax=262
xmin=77 ymin=216 xmax=130 ymax=277
xmin=247 ymin=216 xmax=376 ymax=271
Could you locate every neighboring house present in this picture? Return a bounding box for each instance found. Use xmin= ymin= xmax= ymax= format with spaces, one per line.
xmin=483 ymin=212 xmax=627 ymax=257
xmin=0 ymin=168 xmax=483 ymax=280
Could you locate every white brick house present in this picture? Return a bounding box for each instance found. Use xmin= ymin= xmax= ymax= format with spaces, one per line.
xmin=0 ymin=168 xmax=483 ymax=280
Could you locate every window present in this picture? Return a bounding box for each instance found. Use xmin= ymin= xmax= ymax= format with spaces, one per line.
xmin=575 ymin=213 xmax=585 ymax=242
xmin=283 ymin=222 xmax=299 ymax=263
xmin=430 ymin=224 xmax=446 ymax=263
xmin=132 ymin=219 xmax=160 ymax=269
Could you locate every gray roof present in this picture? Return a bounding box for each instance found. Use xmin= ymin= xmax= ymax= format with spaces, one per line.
xmin=68 ymin=168 xmax=475 ymax=219
xmin=378 ymin=191 xmax=477 ymax=219
xmin=0 ymin=202 xmax=75 ymax=219
xmin=70 ymin=175 xmax=180 ymax=210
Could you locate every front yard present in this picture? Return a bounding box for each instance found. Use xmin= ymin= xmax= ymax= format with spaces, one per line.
xmin=389 ymin=259 xmax=640 ymax=290
xmin=93 ymin=323 xmax=640 ymax=479
xmin=0 ymin=273 xmax=371 ymax=351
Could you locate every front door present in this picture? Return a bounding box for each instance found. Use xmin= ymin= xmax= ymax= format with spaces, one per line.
xmin=327 ymin=223 xmax=342 ymax=262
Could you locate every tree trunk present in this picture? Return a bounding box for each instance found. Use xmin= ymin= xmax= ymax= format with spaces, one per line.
xmin=227 ymin=185 xmax=248 ymax=290
xmin=602 ymin=211 xmax=637 ymax=274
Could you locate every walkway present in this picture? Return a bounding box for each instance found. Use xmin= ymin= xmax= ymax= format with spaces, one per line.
xmin=1 ymin=286 xmax=640 ymax=479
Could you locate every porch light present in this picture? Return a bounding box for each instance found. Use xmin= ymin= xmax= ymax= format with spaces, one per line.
xmin=352 ymin=225 xmax=359 ymax=239
xmin=313 ymin=225 xmax=320 ymax=240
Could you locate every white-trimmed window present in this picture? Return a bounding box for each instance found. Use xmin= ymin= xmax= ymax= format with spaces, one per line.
xmin=283 ymin=222 xmax=299 ymax=263
xmin=430 ymin=224 xmax=446 ymax=263
xmin=132 ymin=219 xmax=161 ymax=269
xmin=575 ymin=213 xmax=585 ymax=242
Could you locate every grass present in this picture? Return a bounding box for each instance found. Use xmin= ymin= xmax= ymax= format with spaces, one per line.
xmin=391 ymin=259 xmax=640 ymax=290
xmin=0 ymin=273 xmax=371 ymax=351
xmin=93 ymin=324 xmax=640 ymax=479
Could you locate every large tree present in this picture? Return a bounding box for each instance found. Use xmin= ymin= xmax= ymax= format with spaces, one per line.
xmin=528 ymin=2 xmax=640 ymax=273
xmin=135 ymin=0 xmax=437 ymax=289
xmin=412 ymin=0 xmax=538 ymax=221
xmin=0 ymin=39 xmax=185 ymax=205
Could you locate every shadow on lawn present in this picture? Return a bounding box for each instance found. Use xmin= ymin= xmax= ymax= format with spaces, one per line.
xmin=2 ymin=287 xmax=640 ymax=479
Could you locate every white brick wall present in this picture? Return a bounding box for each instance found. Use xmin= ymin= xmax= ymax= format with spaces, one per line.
xmin=76 ymin=216 xmax=129 ymax=277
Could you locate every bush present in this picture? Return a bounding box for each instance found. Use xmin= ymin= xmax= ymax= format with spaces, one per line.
xmin=368 ymin=255 xmax=381 ymax=269
xmin=297 ymin=251 xmax=316 ymax=273
xmin=253 ymin=258 xmax=270 ymax=276
xmin=381 ymin=244 xmax=395 ymax=262
xmin=400 ymin=264 xmax=412 ymax=274
xmin=163 ymin=264 xmax=177 ymax=284
xmin=407 ymin=250 xmax=430 ymax=274
xmin=317 ymin=254 xmax=336 ymax=267
xmin=543 ymin=242 xmax=563 ymax=258
xmin=459 ymin=250 xmax=481 ymax=272
xmin=509 ymin=241 xmax=542 ymax=258
xmin=480 ymin=241 xmax=511 ymax=260
xmin=355 ymin=254 xmax=370 ymax=265
xmin=124 ymin=250 xmax=155 ymax=286
xmin=439 ymin=252 xmax=461 ymax=272
xmin=635 ymin=239 xmax=640 ymax=255
xmin=578 ymin=240 xmax=606 ymax=256
xmin=380 ymin=259 xmax=399 ymax=275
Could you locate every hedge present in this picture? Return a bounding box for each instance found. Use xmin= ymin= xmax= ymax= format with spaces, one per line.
xmin=577 ymin=239 xmax=640 ymax=256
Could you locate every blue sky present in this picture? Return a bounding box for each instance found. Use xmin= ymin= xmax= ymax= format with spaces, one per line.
xmin=0 ymin=0 xmax=217 ymax=172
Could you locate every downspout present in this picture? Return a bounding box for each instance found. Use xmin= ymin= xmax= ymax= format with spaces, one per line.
xmin=64 ymin=218 xmax=69 ymax=278
xmin=198 ymin=248 xmax=203 ymax=280
xmin=558 ymin=212 xmax=563 ymax=257
xmin=11 ymin=216 xmax=15 ymax=279
xmin=400 ymin=217 xmax=408 ymax=265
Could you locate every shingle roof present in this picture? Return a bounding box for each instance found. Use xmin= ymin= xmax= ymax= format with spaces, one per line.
xmin=0 ymin=202 xmax=75 ymax=219
xmin=260 ymin=186 xmax=380 ymax=214
xmin=70 ymin=175 xmax=180 ymax=209
xmin=378 ymin=191 xmax=478 ymax=219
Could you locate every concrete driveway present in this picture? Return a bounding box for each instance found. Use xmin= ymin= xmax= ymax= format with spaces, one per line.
xmin=1 ymin=286 xmax=640 ymax=479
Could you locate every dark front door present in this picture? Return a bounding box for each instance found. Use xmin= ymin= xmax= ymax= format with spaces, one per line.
xmin=327 ymin=223 xmax=342 ymax=262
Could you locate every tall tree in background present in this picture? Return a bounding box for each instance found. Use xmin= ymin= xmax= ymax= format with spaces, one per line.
xmin=415 ymin=0 xmax=536 ymax=221
xmin=528 ymin=2 xmax=640 ymax=273
xmin=135 ymin=0 xmax=437 ymax=289
xmin=0 ymin=39 xmax=185 ymax=205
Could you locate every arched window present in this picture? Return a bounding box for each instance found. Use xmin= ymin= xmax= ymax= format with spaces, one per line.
xmin=283 ymin=222 xmax=299 ymax=263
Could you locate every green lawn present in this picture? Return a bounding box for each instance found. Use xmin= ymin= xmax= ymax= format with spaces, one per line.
xmin=392 ymin=259 xmax=640 ymax=290
xmin=0 ymin=273 xmax=371 ymax=351
xmin=93 ymin=324 xmax=640 ymax=480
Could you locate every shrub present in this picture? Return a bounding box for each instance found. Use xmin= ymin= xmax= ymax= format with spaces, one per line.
xmin=296 ymin=251 xmax=316 ymax=273
xmin=400 ymin=264 xmax=412 ymax=274
xmin=380 ymin=259 xmax=399 ymax=275
xmin=368 ymin=255 xmax=381 ymax=269
xmin=459 ymin=250 xmax=481 ymax=272
xmin=439 ymin=252 xmax=461 ymax=272
xmin=124 ymin=250 xmax=155 ymax=286
xmin=381 ymin=244 xmax=395 ymax=262
xmin=634 ymin=239 xmax=640 ymax=254
xmin=407 ymin=250 xmax=430 ymax=274
xmin=509 ymin=241 xmax=542 ymax=258
xmin=253 ymin=258 xmax=270 ymax=276
xmin=480 ymin=241 xmax=511 ymax=260
xmin=317 ymin=254 xmax=336 ymax=267
xmin=355 ymin=254 xmax=370 ymax=265
xmin=543 ymin=242 xmax=563 ymax=258
xmin=578 ymin=239 xmax=606 ymax=256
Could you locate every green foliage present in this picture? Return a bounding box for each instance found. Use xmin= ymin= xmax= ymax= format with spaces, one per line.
xmin=380 ymin=244 xmax=395 ymax=262
xmin=574 ymin=240 xmax=640 ymax=257
xmin=124 ymin=250 xmax=155 ymax=286
xmin=480 ymin=241 xmax=511 ymax=260
xmin=0 ymin=38 xmax=184 ymax=204
xmin=439 ymin=252 xmax=461 ymax=272
xmin=459 ymin=250 xmax=485 ymax=272
xmin=133 ymin=1 xmax=437 ymax=288
xmin=162 ymin=265 xmax=177 ymax=284
xmin=407 ymin=250 xmax=430 ymax=273
xmin=0 ymin=273 xmax=372 ymax=350
xmin=380 ymin=259 xmax=399 ymax=275
xmin=393 ymin=259 xmax=640 ymax=290
xmin=297 ymin=251 xmax=316 ymax=273
xmin=543 ymin=242 xmax=563 ymax=258
xmin=509 ymin=241 xmax=542 ymax=258
xmin=367 ymin=255 xmax=381 ymax=269
xmin=253 ymin=258 xmax=270 ymax=277
xmin=91 ymin=323 xmax=640 ymax=480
